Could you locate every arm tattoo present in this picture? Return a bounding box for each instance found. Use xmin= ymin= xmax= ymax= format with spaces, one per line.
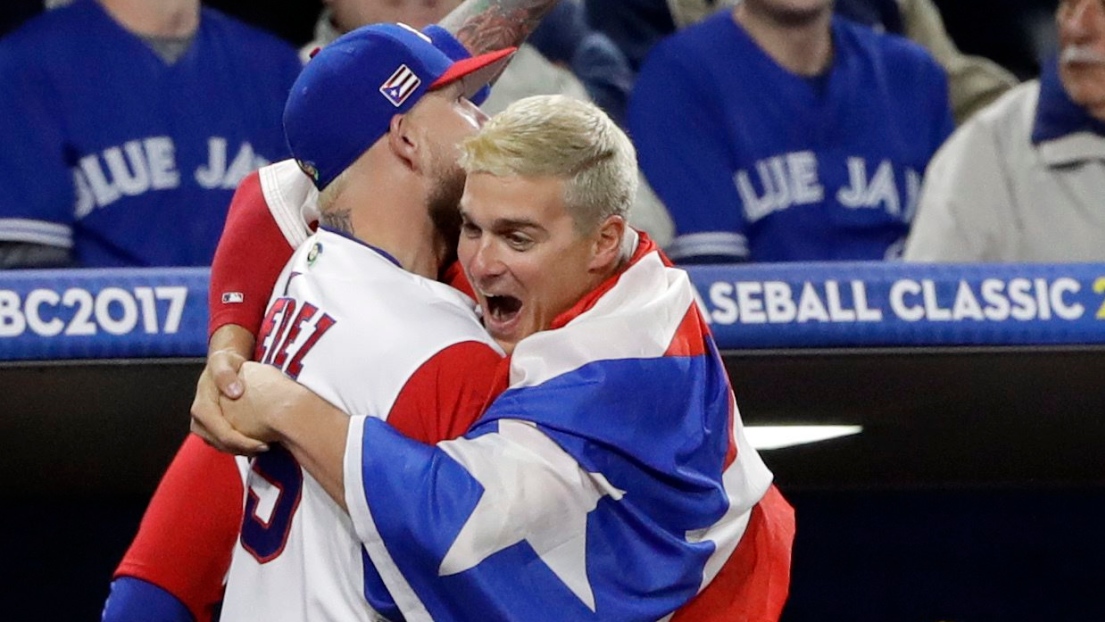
xmin=438 ymin=0 xmax=558 ymax=55
xmin=320 ymin=209 xmax=354 ymax=237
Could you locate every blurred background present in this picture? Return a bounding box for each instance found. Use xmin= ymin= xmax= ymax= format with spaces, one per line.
xmin=0 ymin=0 xmax=1067 ymax=79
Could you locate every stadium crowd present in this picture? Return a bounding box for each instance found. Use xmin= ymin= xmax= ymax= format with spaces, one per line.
xmin=1 ymin=0 xmax=1100 ymax=269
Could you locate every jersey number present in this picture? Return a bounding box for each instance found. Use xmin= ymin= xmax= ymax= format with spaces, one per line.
xmin=242 ymin=296 xmax=336 ymax=561
xmin=240 ymin=446 xmax=303 ymax=563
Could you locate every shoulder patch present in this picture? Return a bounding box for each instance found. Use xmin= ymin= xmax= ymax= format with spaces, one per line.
xmin=307 ymin=241 xmax=322 ymax=266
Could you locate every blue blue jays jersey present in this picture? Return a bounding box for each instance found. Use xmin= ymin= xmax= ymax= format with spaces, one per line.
xmin=628 ymin=13 xmax=954 ymax=263
xmin=0 ymin=0 xmax=302 ymax=267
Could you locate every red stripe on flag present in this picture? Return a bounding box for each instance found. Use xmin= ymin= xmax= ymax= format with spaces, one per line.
xmin=664 ymin=305 xmax=709 ymax=357
xmin=671 ymin=486 xmax=795 ymax=622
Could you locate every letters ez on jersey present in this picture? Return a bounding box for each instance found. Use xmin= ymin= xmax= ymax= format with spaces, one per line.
xmin=255 ymin=295 xmax=336 ymax=379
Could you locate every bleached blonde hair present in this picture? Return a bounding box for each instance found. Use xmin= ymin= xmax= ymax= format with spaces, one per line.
xmin=460 ymin=95 xmax=638 ymax=232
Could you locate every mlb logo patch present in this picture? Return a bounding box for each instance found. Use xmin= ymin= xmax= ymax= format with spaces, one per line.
xmin=380 ymin=64 xmax=421 ymax=107
xmin=222 ymin=292 xmax=244 ymax=304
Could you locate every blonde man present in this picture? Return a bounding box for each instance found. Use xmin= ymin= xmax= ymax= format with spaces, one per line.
xmin=210 ymin=95 xmax=795 ymax=621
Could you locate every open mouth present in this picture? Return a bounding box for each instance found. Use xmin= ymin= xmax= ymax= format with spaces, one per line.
xmin=484 ymin=294 xmax=522 ymax=325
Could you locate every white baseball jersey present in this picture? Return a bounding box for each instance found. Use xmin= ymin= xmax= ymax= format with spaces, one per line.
xmin=219 ymin=228 xmax=502 ymax=621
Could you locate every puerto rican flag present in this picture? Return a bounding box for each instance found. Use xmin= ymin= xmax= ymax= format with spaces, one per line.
xmin=380 ymin=64 xmax=421 ymax=107
xmin=344 ymin=232 xmax=792 ymax=621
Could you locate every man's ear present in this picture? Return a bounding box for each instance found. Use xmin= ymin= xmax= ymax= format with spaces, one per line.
xmin=589 ymin=215 xmax=627 ymax=272
xmin=386 ymin=113 xmax=421 ymax=172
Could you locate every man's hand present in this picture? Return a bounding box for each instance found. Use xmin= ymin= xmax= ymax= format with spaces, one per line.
xmin=190 ymin=324 xmax=269 ymax=455
xmin=219 ymin=362 xmax=313 ymax=445
xmin=221 ymin=362 xmax=351 ymax=511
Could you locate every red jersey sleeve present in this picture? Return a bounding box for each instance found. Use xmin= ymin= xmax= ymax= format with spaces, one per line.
xmin=387 ymin=340 xmax=507 ymax=444
xmin=113 ymin=434 xmax=245 ymax=622
xmin=207 ymin=171 xmax=298 ymax=338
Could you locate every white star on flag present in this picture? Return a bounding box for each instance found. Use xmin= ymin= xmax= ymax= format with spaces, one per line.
xmin=437 ymin=419 xmax=625 ymax=611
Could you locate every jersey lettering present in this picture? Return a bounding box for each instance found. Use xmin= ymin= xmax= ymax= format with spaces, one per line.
xmin=285 ymin=312 xmax=336 ymax=380
xmin=735 ymin=153 xmax=920 ymax=224
xmin=71 ymin=136 xmax=268 ymax=217
xmin=255 ymin=298 xmax=294 ymax=362
xmin=835 ymin=157 xmax=918 ymax=220
xmin=270 ymin=302 xmax=312 ymax=370
xmin=256 ymin=297 xmax=337 ymax=379
xmin=736 ymin=151 xmax=824 ymax=222
xmin=195 ymin=137 xmax=269 ymax=190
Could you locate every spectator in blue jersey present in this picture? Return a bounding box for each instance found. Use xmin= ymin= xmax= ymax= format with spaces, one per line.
xmin=627 ymin=0 xmax=956 ymax=263
xmin=905 ymin=0 xmax=1105 ymax=262
xmin=0 ymin=0 xmax=302 ymax=268
xmin=589 ymin=0 xmax=1017 ymax=124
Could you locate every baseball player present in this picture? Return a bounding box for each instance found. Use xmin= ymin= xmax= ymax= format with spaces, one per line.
xmin=211 ymin=95 xmax=794 ymax=621
xmin=210 ymin=25 xmax=515 ymax=620
xmin=103 ymin=1 xmax=561 ymax=619
xmin=0 ymin=0 xmax=302 ymax=268
xmin=627 ymin=0 xmax=956 ymax=263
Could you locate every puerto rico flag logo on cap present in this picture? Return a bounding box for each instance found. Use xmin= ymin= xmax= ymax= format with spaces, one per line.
xmin=380 ymin=64 xmax=421 ymax=107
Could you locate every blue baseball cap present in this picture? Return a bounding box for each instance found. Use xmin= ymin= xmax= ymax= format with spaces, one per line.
xmin=284 ymin=23 xmax=515 ymax=190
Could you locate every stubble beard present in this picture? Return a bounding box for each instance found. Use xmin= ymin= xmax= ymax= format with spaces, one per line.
xmin=427 ymin=161 xmax=467 ymax=270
